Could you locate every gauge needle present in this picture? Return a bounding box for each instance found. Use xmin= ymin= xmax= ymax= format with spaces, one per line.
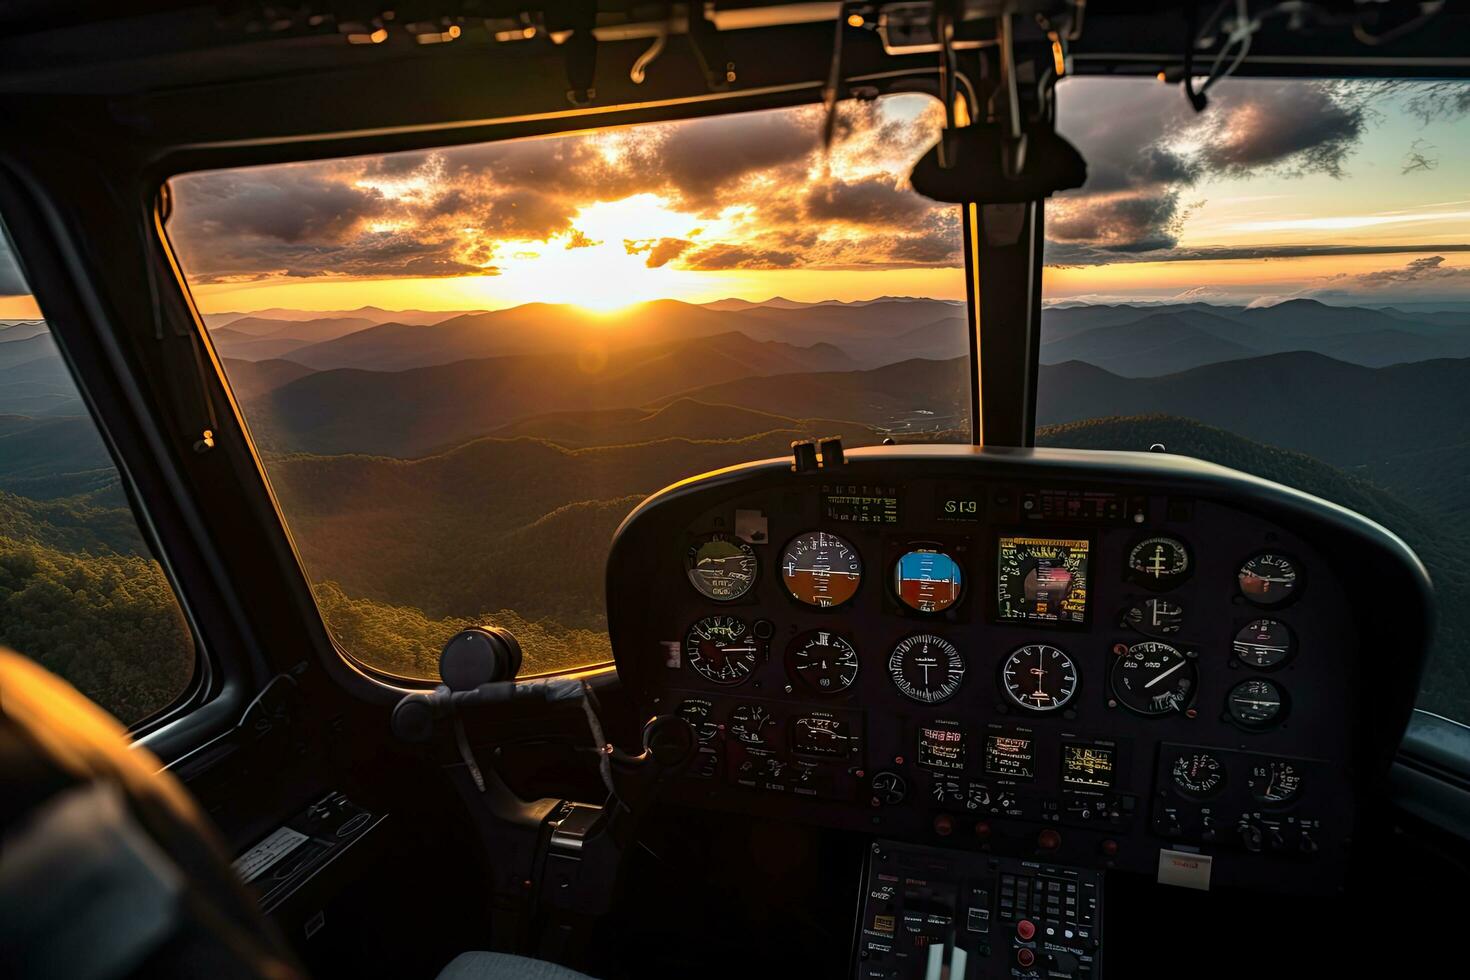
xmin=1145 ymin=660 xmax=1186 ymax=688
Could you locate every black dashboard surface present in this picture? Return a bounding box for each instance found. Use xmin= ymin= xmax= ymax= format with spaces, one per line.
xmin=606 ymin=446 xmax=1432 ymax=894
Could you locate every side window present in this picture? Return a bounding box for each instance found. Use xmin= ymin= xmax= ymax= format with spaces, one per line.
xmin=1039 ymin=78 xmax=1470 ymax=723
xmin=0 ymin=227 xmax=196 ymax=726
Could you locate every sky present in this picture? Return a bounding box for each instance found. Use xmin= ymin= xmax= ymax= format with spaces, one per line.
xmin=1 ymin=77 xmax=1468 ymax=318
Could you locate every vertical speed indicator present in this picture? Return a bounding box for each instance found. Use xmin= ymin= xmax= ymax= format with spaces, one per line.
xmin=684 ymin=616 xmax=760 ymax=686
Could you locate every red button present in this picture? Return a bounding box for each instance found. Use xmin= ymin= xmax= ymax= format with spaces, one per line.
xmin=1017 ymin=919 xmax=1036 ymax=941
xmin=1017 ymin=948 xmax=1036 ymax=968
xmin=1101 ymin=839 xmax=1119 ymax=856
xmin=973 ymin=820 xmax=992 ymax=840
xmin=933 ymin=814 xmax=954 ymax=837
xmin=1037 ymin=829 xmax=1061 ymax=851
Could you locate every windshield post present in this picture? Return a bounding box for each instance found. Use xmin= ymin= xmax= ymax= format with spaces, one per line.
xmin=968 ymin=199 xmax=1044 ymax=448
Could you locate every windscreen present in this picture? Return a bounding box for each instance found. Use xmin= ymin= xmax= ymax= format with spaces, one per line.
xmin=165 ymin=95 xmax=972 ymax=679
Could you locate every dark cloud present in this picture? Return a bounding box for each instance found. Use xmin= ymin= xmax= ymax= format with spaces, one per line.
xmin=683 ymin=244 xmax=799 ymax=270
xmin=805 ymin=177 xmax=937 ymax=227
xmin=644 ymin=238 xmax=693 ymax=269
xmin=168 ymin=95 xmax=959 ymax=283
xmin=1049 ymin=78 xmax=1387 ymax=263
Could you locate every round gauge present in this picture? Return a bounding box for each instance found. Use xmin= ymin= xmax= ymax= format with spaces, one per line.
xmin=1238 ymin=553 xmax=1301 ymax=606
xmin=1128 ymin=536 xmax=1191 ymax=589
xmin=685 ymin=532 xmax=757 ymax=601
xmin=785 ymin=630 xmax=860 ymax=695
xmin=1171 ymin=752 xmax=1226 ymax=798
xmin=869 ymin=771 xmax=908 ymax=806
xmin=1110 ymin=641 xmax=1197 ymax=716
xmin=677 ymin=699 xmax=720 ymax=743
xmin=1124 ymin=597 xmax=1184 ymax=637
xmin=684 ymin=616 xmax=760 ymax=686
xmin=728 ymin=704 xmax=776 ymax=747
xmin=1000 ymin=644 xmax=1079 ymax=712
xmin=888 ymin=634 xmax=966 ymax=704
xmin=1233 ymin=619 xmax=1295 ymax=669
xmin=1248 ymin=760 xmax=1303 ymax=805
xmin=1227 ymin=678 xmax=1287 ymax=728
xmin=893 ymin=549 xmax=964 ymax=613
xmin=780 ymin=531 xmax=862 ymax=608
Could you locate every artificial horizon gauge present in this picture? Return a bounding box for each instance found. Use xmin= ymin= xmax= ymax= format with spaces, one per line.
xmin=1110 ymin=640 xmax=1197 ymax=715
xmin=888 ymin=634 xmax=966 ymax=704
xmin=1123 ymin=597 xmax=1184 ymax=637
xmin=1233 ymin=619 xmax=1295 ymax=668
xmin=1238 ymin=553 xmax=1301 ymax=606
xmin=1127 ymin=535 xmax=1191 ymax=590
xmin=781 ymin=530 xmax=863 ymax=607
xmin=683 ymin=616 xmax=761 ymax=686
xmin=1248 ymin=760 xmax=1304 ymax=804
xmin=999 ymin=643 xmax=1079 ymax=712
xmin=1227 ymin=678 xmax=1287 ymax=728
xmin=893 ymin=548 xmax=964 ymax=613
xmin=685 ymin=532 xmax=757 ymax=601
xmin=785 ymin=630 xmax=860 ymax=694
xmin=1171 ymin=752 xmax=1226 ymax=798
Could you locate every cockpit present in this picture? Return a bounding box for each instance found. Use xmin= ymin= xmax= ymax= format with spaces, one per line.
xmin=0 ymin=3 xmax=1466 ymax=979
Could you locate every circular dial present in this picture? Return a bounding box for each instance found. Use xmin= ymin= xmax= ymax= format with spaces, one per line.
xmin=1171 ymin=752 xmax=1226 ymax=797
xmin=1248 ymin=760 xmax=1303 ymax=804
xmin=728 ymin=704 xmax=775 ymax=747
xmin=685 ymin=533 xmax=758 ymax=601
xmin=1233 ymin=619 xmax=1294 ymax=668
xmin=683 ymin=616 xmax=760 ymax=686
xmin=893 ymin=549 xmax=964 ymax=613
xmin=869 ymin=771 xmax=908 ymax=806
xmin=1238 ymin=553 xmax=1301 ymax=606
xmin=1110 ymin=641 xmax=1197 ymax=715
xmin=1124 ymin=597 xmax=1184 ymax=637
xmin=1000 ymin=644 xmax=1079 ymax=712
xmin=785 ymin=630 xmax=860 ymax=694
xmin=888 ymin=634 xmax=966 ymax=704
xmin=677 ymin=699 xmax=720 ymax=743
xmin=1128 ymin=536 xmax=1191 ymax=589
xmin=1228 ymin=678 xmax=1286 ymax=728
xmin=780 ymin=531 xmax=862 ymax=608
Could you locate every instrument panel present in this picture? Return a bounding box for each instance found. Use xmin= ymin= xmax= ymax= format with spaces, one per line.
xmin=606 ymin=446 xmax=1431 ymax=894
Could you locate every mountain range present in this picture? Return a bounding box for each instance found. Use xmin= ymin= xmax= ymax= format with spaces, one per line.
xmin=4 ymin=295 xmax=1469 ymax=712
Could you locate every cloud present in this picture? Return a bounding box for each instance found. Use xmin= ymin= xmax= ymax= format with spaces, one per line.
xmin=1045 ymin=240 xmax=1470 ymax=267
xmin=1049 ymin=78 xmax=1386 ymax=263
xmin=682 ymin=243 xmax=799 ymax=270
xmin=168 ymin=94 xmax=961 ymax=284
xmin=1355 ymin=255 xmax=1470 ymax=289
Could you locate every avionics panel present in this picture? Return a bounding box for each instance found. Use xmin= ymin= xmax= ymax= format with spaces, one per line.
xmin=606 ymin=446 xmax=1430 ymax=895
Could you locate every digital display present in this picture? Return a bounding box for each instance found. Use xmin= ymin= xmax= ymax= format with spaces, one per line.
xmin=822 ymin=485 xmax=899 ymax=524
xmin=937 ymin=495 xmax=982 ymax=522
xmin=996 ymin=535 xmax=1090 ymax=625
xmin=791 ymin=714 xmax=852 ymax=758
xmin=984 ymin=734 xmax=1035 ymax=780
xmin=918 ymin=726 xmax=966 ymax=771
xmin=1061 ymin=743 xmax=1116 ymax=789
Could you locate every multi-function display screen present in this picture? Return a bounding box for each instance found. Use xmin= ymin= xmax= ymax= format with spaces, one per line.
xmin=1061 ymin=743 xmax=1117 ymax=789
xmin=984 ymin=734 xmax=1035 ymax=780
xmin=918 ymin=726 xmax=966 ymax=771
xmin=995 ymin=535 xmax=1090 ymax=625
